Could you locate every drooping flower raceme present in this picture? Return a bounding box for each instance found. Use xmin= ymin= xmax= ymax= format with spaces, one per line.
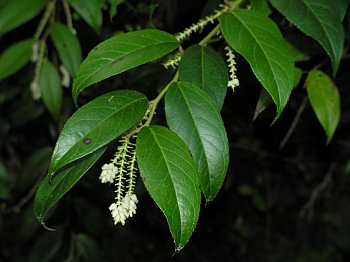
xmin=225 ymin=46 xmax=240 ymax=92
xmin=99 ymin=136 xmax=139 ymax=226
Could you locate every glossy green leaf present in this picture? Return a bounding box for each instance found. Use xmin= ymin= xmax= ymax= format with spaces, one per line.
xmin=50 ymin=22 xmax=82 ymax=77
xmin=165 ymin=82 xmax=229 ymax=202
xmin=68 ymin=0 xmax=102 ymax=33
xmin=136 ymin=125 xmax=201 ymax=252
xmin=253 ymin=67 xmax=303 ymax=120
xmin=0 ymin=0 xmax=46 ymax=35
xmin=306 ymin=70 xmax=340 ymax=143
xmin=179 ymin=45 xmax=228 ymax=110
xmin=34 ymin=147 xmax=105 ymax=224
xmin=0 ymin=38 xmax=35 ymax=81
xmin=269 ymin=0 xmax=345 ymax=76
xmin=72 ymin=29 xmax=179 ymax=105
xmin=48 ymin=90 xmax=148 ymax=176
xmin=220 ymin=10 xmax=294 ymax=119
xmin=40 ymin=60 xmax=62 ymax=120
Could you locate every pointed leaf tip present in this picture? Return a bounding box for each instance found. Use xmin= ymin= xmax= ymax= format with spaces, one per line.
xmin=136 ymin=125 xmax=201 ymax=250
xmin=270 ymin=0 xmax=345 ymax=77
xmin=35 ymin=147 xmax=106 ymax=224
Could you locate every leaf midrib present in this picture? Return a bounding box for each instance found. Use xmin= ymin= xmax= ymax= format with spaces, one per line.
xmin=229 ymin=12 xmax=282 ymax=106
xmin=77 ymin=38 xmax=176 ymax=91
xmin=178 ymin=86 xmax=211 ymax=191
xmin=149 ymin=127 xmax=182 ymax=242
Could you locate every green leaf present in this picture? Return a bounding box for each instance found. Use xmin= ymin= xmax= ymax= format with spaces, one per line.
xmin=34 ymin=147 xmax=105 ymax=224
xmin=50 ymin=22 xmax=82 ymax=77
xmin=76 ymin=233 xmax=101 ymax=262
xmin=0 ymin=162 xmax=11 ymax=200
xmin=136 ymin=125 xmax=201 ymax=252
xmin=0 ymin=38 xmax=35 ymax=81
xmin=18 ymin=147 xmax=53 ymax=192
xmin=306 ymin=69 xmax=340 ymax=144
xmin=68 ymin=0 xmax=103 ymax=33
xmin=48 ymin=90 xmax=148 ymax=177
xmin=286 ymin=41 xmax=310 ymax=62
xmin=109 ymin=0 xmax=125 ymax=19
xmin=250 ymin=0 xmax=272 ymax=16
xmin=0 ymin=85 xmax=21 ymax=104
xmin=269 ymin=0 xmax=345 ymax=76
xmin=179 ymin=45 xmax=228 ymax=110
xmin=165 ymin=82 xmax=229 ymax=202
xmin=72 ymin=29 xmax=179 ymax=105
xmin=253 ymin=88 xmax=273 ymax=121
xmin=0 ymin=0 xmax=47 ymax=35
xmin=338 ymin=0 xmax=350 ymax=20
xmin=40 ymin=60 xmax=62 ymax=120
xmin=294 ymin=67 xmax=303 ymax=88
xmin=220 ymin=10 xmax=294 ymax=119
xmin=28 ymin=229 xmax=64 ymax=262
xmin=253 ymin=67 xmax=303 ymax=120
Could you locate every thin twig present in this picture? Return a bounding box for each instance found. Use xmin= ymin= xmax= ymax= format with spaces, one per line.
xmin=279 ymin=96 xmax=308 ymax=150
xmin=299 ymin=162 xmax=336 ymax=220
xmin=66 ymin=231 xmax=76 ymax=261
xmin=1 ymin=176 xmax=42 ymax=214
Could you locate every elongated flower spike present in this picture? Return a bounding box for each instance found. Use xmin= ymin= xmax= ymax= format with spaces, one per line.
xmin=225 ymin=46 xmax=240 ymax=92
xmin=175 ymin=4 xmax=230 ymax=42
xmin=99 ymin=135 xmax=139 ymax=225
xmin=163 ymin=52 xmax=182 ymax=69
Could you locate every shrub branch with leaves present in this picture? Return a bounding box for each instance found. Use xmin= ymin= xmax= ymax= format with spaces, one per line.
xmin=0 ymin=0 xmax=346 ymax=254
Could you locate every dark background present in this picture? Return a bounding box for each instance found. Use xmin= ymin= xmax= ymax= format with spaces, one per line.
xmin=1 ymin=0 xmax=350 ymax=261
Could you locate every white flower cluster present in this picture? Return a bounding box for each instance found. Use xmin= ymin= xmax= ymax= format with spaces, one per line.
xmin=99 ymin=163 xmax=118 ymax=183
xmin=99 ymin=136 xmax=139 ymax=226
xmin=225 ymin=46 xmax=239 ymax=92
xmin=109 ymin=194 xmax=138 ymax=225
